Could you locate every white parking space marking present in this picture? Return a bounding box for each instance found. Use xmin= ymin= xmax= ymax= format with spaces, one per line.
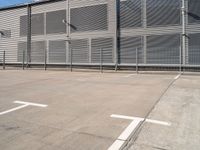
xmin=108 ymin=114 xmax=171 ymax=150
xmin=14 ymin=101 xmax=47 ymax=107
xmin=124 ymin=74 xmax=136 ymax=78
xmin=0 ymin=101 xmax=48 ymax=116
xmin=174 ymin=74 xmax=181 ymax=80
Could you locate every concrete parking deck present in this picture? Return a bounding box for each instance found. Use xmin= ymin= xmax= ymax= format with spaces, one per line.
xmin=0 ymin=70 xmax=197 ymax=150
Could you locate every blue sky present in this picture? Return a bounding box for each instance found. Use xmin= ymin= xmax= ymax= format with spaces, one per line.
xmin=0 ymin=0 xmax=33 ymax=8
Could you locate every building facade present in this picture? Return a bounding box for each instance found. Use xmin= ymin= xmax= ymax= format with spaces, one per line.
xmin=0 ymin=0 xmax=200 ymax=68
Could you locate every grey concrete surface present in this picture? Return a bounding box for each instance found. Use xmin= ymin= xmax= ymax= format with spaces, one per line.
xmin=0 ymin=70 xmax=177 ymax=150
xmin=128 ymin=75 xmax=200 ymax=150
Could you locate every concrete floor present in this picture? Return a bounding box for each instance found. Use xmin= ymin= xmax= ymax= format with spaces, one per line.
xmin=129 ymin=75 xmax=200 ymax=150
xmin=0 ymin=70 xmax=180 ymax=150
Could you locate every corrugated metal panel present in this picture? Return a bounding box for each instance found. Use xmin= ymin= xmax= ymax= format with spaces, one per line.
xmin=31 ymin=41 xmax=46 ymax=63
xmin=147 ymin=34 xmax=180 ymax=64
xmin=119 ymin=36 xmax=143 ymax=64
xmin=49 ymin=40 xmax=66 ymax=63
xmin=91 ymin=37 xmax=113 ymax=63
xmin=0 ymin=7 xmax=27 ymax=63
xmin=120 ymin=0 xmax=142 ymax=28
xmin=46 ymin=10 xmax=66 ymax=34
xmin=188 ymin=33 xmax=200 ymax=65
xmin=70 ymin=39 xmax=89 ymax=63
xmin=70 ymin=4 xmax=108 ymax=32
xmin=188 ymin=0 xmax=200 ymax=24
xmin=146 ymin=0 xmax=181 ymax=27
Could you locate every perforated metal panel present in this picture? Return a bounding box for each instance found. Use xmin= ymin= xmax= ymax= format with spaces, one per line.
xmin=20 ymin=15 xmax=28 ymax=36
xmin=147 ymin=0 xmax=180 ymax=26
xmin=31 ymin=41 xmax=46 ymax=63
xmin=17 ymin=42 xmax=27 ymax=62
xmin=188 ymin=0 xmax=200 ymax=24
xmin=188 ymin=33 xmax=200 ymax=65
xmin=119 ymin=36 xmax=143 ymax=64
xmin=46 ymin=10 xmax=66 ymax=34
xmin=120 ymin=0 xmax=142 ymax=28
xmin=147 ymin=34 xmax=180 ymax=64
xmin=49 ymin=40 xmax=66 ymax=63
xmin=70 ymin=39 xmax=89 ymax=63
xmin=91 ymin=38 xmax=113 ymax=63
xmin=70 ymin=4 xmax=108 ymax=32
xmin=20 ymin=13 xmax=44 ymax=36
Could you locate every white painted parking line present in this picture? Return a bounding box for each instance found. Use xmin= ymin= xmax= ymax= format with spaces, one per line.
xmin=124 ymin=74 xmax=136 ymax=78
xmin=108 ymin=114 xmax=171 ymax=150
xmin=0 ymin=104 xmax=29 ymax=115
xmin=174 ymin=74 xmax=181 ymax=80
xmin=14 ymin=101 xmax=47 ymax=107
xmin=0 ymin=101 xmax=48 ymax=116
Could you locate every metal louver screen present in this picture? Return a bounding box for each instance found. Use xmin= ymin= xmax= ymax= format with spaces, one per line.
xmin=31 ymin=41 xmax=45 ymax=63
xmin=49 ymin=40 xmax=66 ymax=63
xmin=147 ymin=34 xmax=180 ymax=64
xmin=70 ymin=4 xmax=108 ymax=32
xmin=91 ymin=38 xmax=113 ymax=63
xmin=147 ymin=0 xmax=180 ymax=26
xmin=188 ymin=33 xmax=200 ymax=65
xmin=188 ymin=0 xmax=200 ymax=24
xmin=120 ymin=0 xmax=142 ymax=28
xmin=20 ymin=13 xmax=44 ymax=36
xmin=70 ymin=39 xmax=89 ymax=63
xmin=17 ymin=42 xmax=27 ymax=62
xmin=119 ymin=37 xmax=143 ymax=64
xmin=46 ymin=10 xmax=66 ymax=34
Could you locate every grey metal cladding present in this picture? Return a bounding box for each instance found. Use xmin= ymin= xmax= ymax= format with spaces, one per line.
xmin=188 ymin=33 xmax=200 ymax=65
xmin=119 ymin=36 xmax=143 ymax=64
xmin=17 ymin=42 xmax=27 ymax=62
xmin=147 ymin=0 xmax=180 ymax=26
xmin=188 ymin=0 xmax=200 ymax=24
xmin=147 ymin=34 xmax=180 ymax=64
xmin=49 ymin=40 xmax=66 ymax=63
xmin=46 ymin=10 xmax=66 ymax=34
xmin=31 ymin=41 xmax=45 ymax=62
xmin=20 ymin=15 xmax=28 ymax=36
xmin=31 ymin=13 xmax=44 ymax=35
xmin=70 ymin=39 xmax=89 ymax=63
xmin=91 ymin=38 xmax=113 ymax=63
xmin=120 ymin=0 xmax=142 ymax=28
xmin=70 ymin=4 xmax=108 ymax=32
xmin=20 ymin=13 xmax=44 ymax=36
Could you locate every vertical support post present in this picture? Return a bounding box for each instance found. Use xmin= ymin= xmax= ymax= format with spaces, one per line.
xmin=182 ymin=0 xmax=186 ymax=66
xmin=100 ymin=48 xmax=103 ymax=73
xmin=115 ymin=0 xmax=120 ymax=72
xmin=22 ymin=50 xmax=25 ymax=70
xmin=136 ymin=48 xmax=138 ymax=74
xmin=3 ymin=50 xmax=5 ymax=70
xmin=70 ymin=48 xmax=73 ymax=72
xmin=179 ymin=46 xmax=182 ymax=74
xmin=27 ymin=4 xmax=31 ymax=67
xmin=44 ymin=49 xmax=47 ymax=70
